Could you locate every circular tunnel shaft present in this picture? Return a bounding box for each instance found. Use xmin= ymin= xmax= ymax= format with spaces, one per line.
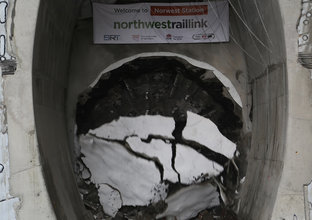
xmin=32 ymin=0 xmax=287 ymax=219
xmin=74 ymin=56 xmax=246 ymax=219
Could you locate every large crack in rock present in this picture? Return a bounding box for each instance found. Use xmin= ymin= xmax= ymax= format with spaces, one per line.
xmin=87 ymin=133 xmax=165 ymax=181
xmin=89 ymin=115 xmax=175 ymax=140
xmin=183 ymin=111 xmax=237 ymax=159
xmin=126 ymin=136 xmax=178 ymax=183
xmin=140 ymin=132 xmax=229 ymax=167
xmin=80 ymin=134 xmax=168 ymax=207
xmin=171 ymin=110 xmax=187 ymax=184
xmin=175 ymin=143 xmax=224 ymax=184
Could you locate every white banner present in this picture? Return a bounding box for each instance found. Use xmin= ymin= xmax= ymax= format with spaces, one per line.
xmin=93 ymin=2 xmax=229 ymax=44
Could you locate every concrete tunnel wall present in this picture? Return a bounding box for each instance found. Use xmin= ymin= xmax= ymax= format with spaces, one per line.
xmin=5 ymin=0 xmax=312 ymax=219
xmin=32 ymin=0 xmax=89 ymax=219
xmin=34 ymin=0 xmax=285 ymax=219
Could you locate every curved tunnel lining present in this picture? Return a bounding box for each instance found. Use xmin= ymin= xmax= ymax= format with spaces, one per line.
xmin=30 ymin=0 xmax=287 ymax=219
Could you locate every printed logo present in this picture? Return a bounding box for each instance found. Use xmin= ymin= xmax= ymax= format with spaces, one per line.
xmin=192 ymin=33 xmax=215 ymax=40
xmin=132 ymin=35 xmax=140 ymax=41
xmin=140 ymin=35 xmax=157 ymax=41
xmin=173 ymin=35 xmax=183 ymax=41
xmin=104 ymin=35 xmax=120 ymax=41
xmin=166 ymin=34 xmax=183 ymax=41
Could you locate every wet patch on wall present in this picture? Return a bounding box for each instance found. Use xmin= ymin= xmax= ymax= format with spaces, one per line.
xmin=74 ymin=56 xmax=246 ymax=219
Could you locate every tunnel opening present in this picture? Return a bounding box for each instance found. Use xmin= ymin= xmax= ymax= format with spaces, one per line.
xmin=32 ymin=0 xmax=287 ymax=220
xmin=74 ymin=56 xmax=245 ymax=219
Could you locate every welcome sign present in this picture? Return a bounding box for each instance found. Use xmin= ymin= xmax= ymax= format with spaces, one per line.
xmin=93 ymin=2 xmax=229 ymax=44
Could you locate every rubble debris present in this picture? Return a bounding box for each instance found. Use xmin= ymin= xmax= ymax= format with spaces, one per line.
xmin=193 ymin=206 xmax=238 ymax=220
xmin=98 ymin=184 xmax=122 ymax=217
xmin=115 ymin=200 xmax=167 ymax=220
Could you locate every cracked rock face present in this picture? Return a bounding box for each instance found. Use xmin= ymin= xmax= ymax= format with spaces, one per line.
xmin=126 ymin=136 xmax=178 ymax=183
xmin=74 ymin=57 xmax=244 ymax=219
xmin=90 ymin=115 xmax=175 ymax=140
xmin=80 ymin=134 xmax=168 ymax=206
xmin=183 ymin=111 xmax=236 ymax=159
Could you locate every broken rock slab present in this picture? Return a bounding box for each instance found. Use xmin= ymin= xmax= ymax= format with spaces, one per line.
xmin=182 ymin=111 xmax=237 ymax=159
xmin=89 ymin=115 xmax=175 ymax=140
xmin=175 ymin=143 xmax=224 ymax=184
xmin=126 ymin=136 xmax=179 ymax=183
xmin=157 ymin=182 xmax=220 ymax=220
xmin=80 ymin=134 xmax=168 ymax=207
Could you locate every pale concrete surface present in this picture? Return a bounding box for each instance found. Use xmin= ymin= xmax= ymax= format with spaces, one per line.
xmin=0 ymin=71 xmax=20 ymax=220
xmin=3 ymin=0 xmax=56 ymax=219
xmin=233 ymin=0 xmax=287 ymax=219
xmin=271 ymin=0 xmax=312 ymax=219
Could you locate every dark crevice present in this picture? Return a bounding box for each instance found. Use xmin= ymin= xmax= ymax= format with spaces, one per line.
xmin=141 ymin=134 xmax=229 ymax=167
xmin=88 ymin=134 xmax=165 ymax=181
xmin=170 ymin=142 xmax=181 ymax=183
xmin=170 ymin=110 xmax=186 ymax=183
xmin=162 ymin=180 xmax=188 ymax=197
